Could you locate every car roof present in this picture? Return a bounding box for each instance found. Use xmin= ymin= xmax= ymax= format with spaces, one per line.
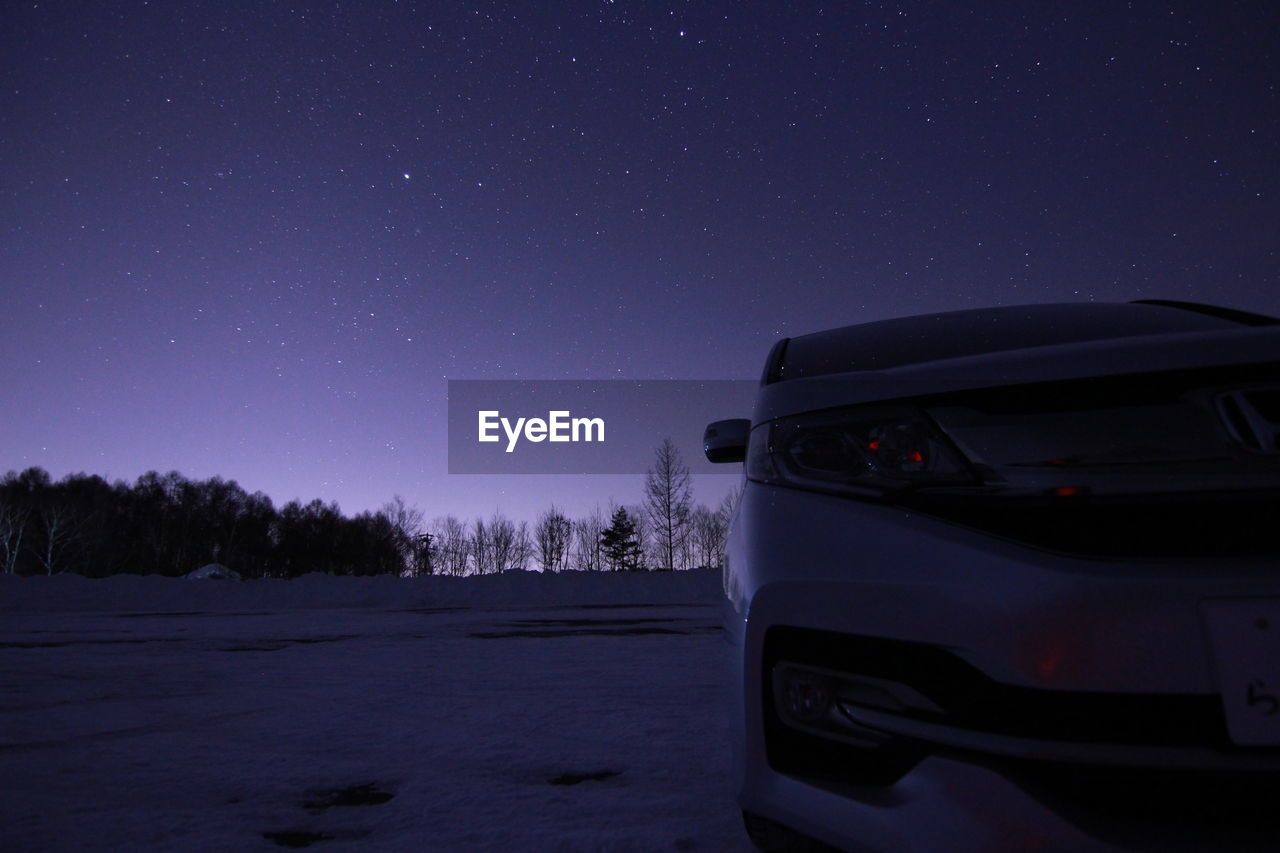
xmin=763 ymin=301 xmax=1278 ymax=384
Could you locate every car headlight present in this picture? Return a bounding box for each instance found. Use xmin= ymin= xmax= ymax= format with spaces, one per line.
xmin=746 ymin=405 xmax=977 ymax=497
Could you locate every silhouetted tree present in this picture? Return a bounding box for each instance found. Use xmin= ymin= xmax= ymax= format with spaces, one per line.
xmin=469 ymin=516 xmax=493 ymax=575
xmin=274 ymin=499 xmax=347 ymax=577
xmin=600 ymin=507 xmax=644 ymax=572
xmin=345 ymin=511 xmax=404 ymax=576
xmin=486 ymin=511 xmax=530 ymax=572
xmin=572 ymin=505 xmax=606 ymax=572
xmin=50 ymin=474 xmax=121 ymax=578
xmin=429 ymin=515 xmax=470 ymax=576
xmin=228 ymin=490 xmax=277 ymax=579
xmin=1 ymin=464 xmax=730 ymax=580
xmin=644 ymin=438 xmax=693 ymax=571
xmin=382 ymin=495 xmax=430 ymax=575
xmin=687 ymin=504 xmax=728 ymax=569
xmin=534 ymin=506 xmax=573 ymax=572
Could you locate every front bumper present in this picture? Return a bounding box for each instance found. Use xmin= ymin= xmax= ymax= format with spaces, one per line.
xmin=725 ymin=484 xmax=1280 ymax=851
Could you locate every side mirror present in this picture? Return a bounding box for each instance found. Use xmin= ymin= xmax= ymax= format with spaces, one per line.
xmin=704 ymin=418 xmax=750 ymax=463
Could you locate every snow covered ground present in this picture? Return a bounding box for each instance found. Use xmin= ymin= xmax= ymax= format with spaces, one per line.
xmin=0 ymin=570 xmax=752 ymax=852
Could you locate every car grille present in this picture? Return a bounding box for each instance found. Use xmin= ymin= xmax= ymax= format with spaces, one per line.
xmin=909 ymin=491 xmax=1280 ymax=558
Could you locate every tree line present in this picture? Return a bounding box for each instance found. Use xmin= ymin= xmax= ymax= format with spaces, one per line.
xmin=0 ymin=439 xmax=739 ymax=578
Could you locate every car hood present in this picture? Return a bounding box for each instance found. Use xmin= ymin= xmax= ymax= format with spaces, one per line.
xmin=752 ymin=325 xmax=1280 ymax=424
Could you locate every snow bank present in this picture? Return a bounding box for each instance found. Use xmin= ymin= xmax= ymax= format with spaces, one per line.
xmin=0 ymin=568 xmax=722 ymax=613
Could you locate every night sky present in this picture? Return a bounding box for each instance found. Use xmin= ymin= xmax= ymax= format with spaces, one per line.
xmin=4 ymin=1 xmax=1278 ymax=524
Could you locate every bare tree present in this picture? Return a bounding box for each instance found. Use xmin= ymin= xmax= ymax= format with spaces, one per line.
xmin=469 ymin=516 xmax=493 ymax=575
xmin=485 ymin=512 xmax=531 ymax=572
xmin=572 ymin=505 xmax=606 ymax=572
xmin=429 ymin=515 xmax=470 ymax=576
xmin=718 ymin=483 xmax=743 ymax=528
xmin=698 ymin=485 xmax=744 ymax=570
xmin=0 ymin=502 xmax=29 ymax=575
xmin=382 ymin=495 xmax=429 ymax=575
xmin=512 ymin=520 xmax=532 ymax=570
xmin=625 ymin=502 xmax=653 ymax=571
xmin=489 ymin=514 xmax=512 ymax=572
xmin=35 ymin=503 xmax=83 ymax=576
xmin=687 ymin=504 xmax=728 ymax=569
xmin=644 ymin=437 xmax=693 ymax=571
xmin=534 ymin=506 xmax=573 ymax=572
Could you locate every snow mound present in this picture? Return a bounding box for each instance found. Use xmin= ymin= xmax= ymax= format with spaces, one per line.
xmin=185 ymin=563 xmax=242 ymax=581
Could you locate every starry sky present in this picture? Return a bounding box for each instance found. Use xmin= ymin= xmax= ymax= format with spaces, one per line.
xmin=3 ymin=1 xmax=1278 ymax=524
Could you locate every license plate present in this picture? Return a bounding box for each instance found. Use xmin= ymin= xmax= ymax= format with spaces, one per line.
xmin=1202 ymin=599 xmax=1280 ymax=746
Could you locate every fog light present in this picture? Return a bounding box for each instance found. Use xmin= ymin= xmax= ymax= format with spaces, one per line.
xmin=773 ymin=661 xmax=947 ymax=749
xmin=773 ymin=663 xmax=891 ymax=748
xmin=782 ymin=670 xmax=831 ymax=723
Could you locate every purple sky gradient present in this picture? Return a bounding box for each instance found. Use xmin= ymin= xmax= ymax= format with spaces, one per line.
xmin=4 ymin=2 xmax=1278 ymax=523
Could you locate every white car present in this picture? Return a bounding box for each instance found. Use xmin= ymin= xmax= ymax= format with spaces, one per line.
xmin=705 ymin=300 xmax=1280 ymax=852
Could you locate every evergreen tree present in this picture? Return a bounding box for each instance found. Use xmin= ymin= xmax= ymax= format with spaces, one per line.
xmin=600 ymin=507 xmax=644 ymax=571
